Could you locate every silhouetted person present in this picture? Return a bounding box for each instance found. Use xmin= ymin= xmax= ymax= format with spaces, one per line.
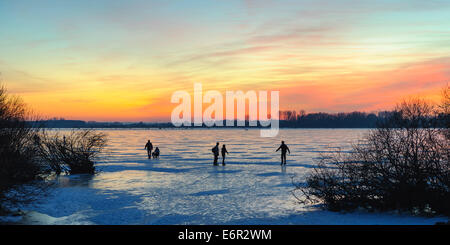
xmin=276 ymin=141 xmax=290 ymax=165
xmin=221 ymin=145 xmax=228 ymax=166
xmin=152 ymin=147 xmax=160 ymax=159
xmin=211 ymin=142 xmax=219 ymax=165
xmin=144 ymin=140 xmax=153 ymax=159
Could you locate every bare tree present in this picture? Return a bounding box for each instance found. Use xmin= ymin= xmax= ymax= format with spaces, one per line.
xmin=0 ymin=85 xmax=47 ymax=214
xmin=439 ymin=84 xmax=449 ymax=139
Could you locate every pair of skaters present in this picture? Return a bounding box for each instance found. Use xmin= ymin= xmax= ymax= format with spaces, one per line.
xmin=211 ymin=141 xmax=290 ymax=165
xmin=211 ymin=142 xmax=229 ymax=166
xmin=144 ymin=140 xmax=160 ymax=159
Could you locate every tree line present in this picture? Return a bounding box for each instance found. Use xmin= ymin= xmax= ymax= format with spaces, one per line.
xmin=32 ymin=110 xmax=426 ymax=129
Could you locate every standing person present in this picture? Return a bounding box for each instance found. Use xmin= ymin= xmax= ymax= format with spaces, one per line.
xmin=221 ymin=144 xmax=229 ymax=166
xmin=145 ymin=140 xmax=153 ymax=159
xmin=211 ymin=142 xmax=219 ymax=165
xmin=276 ymin=141 xmax=290 ymax=165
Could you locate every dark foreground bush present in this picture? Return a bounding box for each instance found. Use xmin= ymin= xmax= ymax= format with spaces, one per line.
xmin=0 ymin=85 xmax=107 ymax=214
xmin=36 ymin=130 xmax=107 ymax=174
xmin=295 ymin=97 xmax=450 ymax=216
xmin=0 ymin=85 xmax=47 ymax=214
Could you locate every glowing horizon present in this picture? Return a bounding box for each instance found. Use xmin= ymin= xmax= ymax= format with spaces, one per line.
xmin=1 ymin=0 xmax=449 ymax=122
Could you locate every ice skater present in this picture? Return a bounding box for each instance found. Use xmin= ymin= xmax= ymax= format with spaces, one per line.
xmin=276 ymin=141 xmax=290 ymax=165
xmin=211 ymin=142 xmax=219 ymax=165
xmin=221 ymin=144 xmax=229 ymax=166
xmin=144 ymin=140 xmax=153 ymax=159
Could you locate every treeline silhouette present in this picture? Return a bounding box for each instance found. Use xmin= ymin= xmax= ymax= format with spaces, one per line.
xmin=33 ymin=111 xmax=396 ymax=128
xmin=279 ymin=110 xmax=387 ymax=128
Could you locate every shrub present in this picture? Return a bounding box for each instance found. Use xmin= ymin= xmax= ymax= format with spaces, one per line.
xmin=36 ymin=130 xmax=107 ymax=174
xmin=0 ymin=84 xmax=107 ymax=214
xmin=294 ymin=97 xmax=450 ymax=216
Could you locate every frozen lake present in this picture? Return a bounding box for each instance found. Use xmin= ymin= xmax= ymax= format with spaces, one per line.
xmin=13 ymin=129 xmax=446 ymax=225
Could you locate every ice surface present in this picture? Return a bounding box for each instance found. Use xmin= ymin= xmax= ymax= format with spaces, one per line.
xmin=4 ymin=129 xmax=447 ymax=225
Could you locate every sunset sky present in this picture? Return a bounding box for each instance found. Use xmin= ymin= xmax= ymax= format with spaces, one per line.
xmin=1 ymin=0 xmax=449 ymax=121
